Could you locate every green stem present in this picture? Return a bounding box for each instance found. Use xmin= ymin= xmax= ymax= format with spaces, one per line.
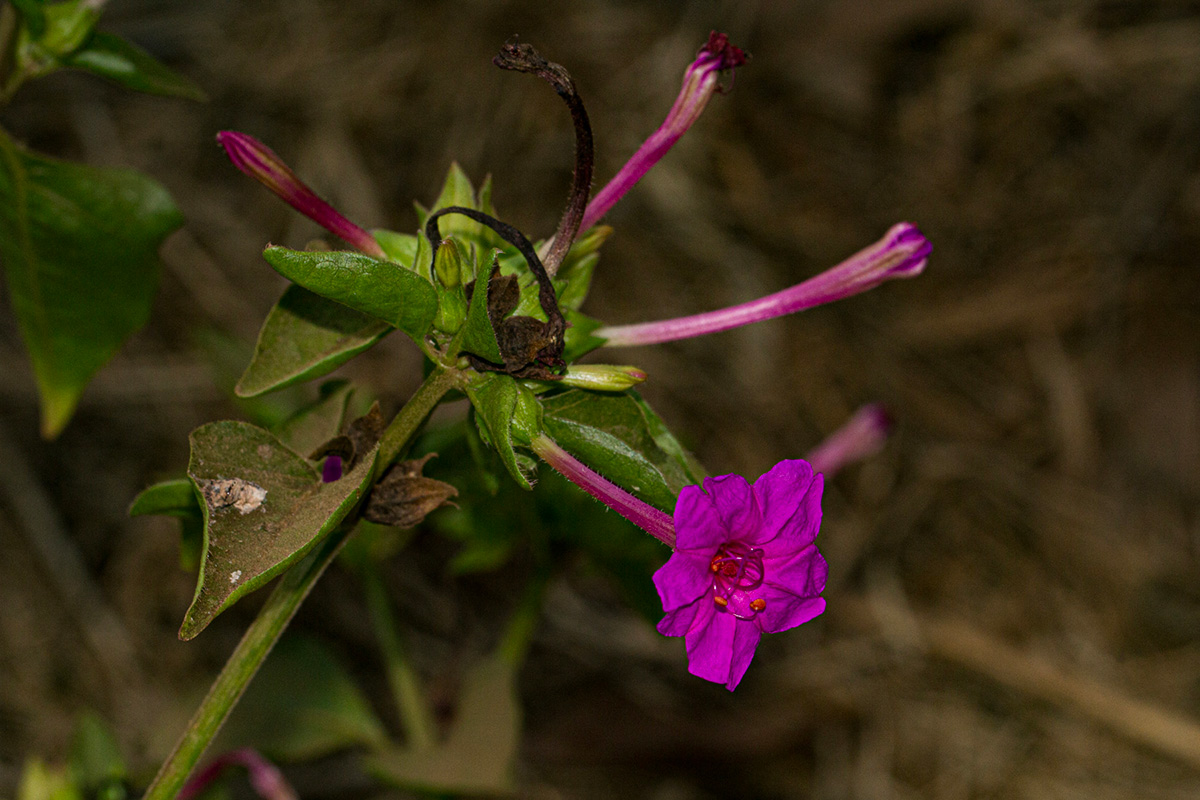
xmin=377 ymin=367 xmax=462 ymax=472
xmin=362 ymin=563 xmax=437 ymax=750
xmin=142 ymin=367 xmax=458 ymax=800
xmin=497 ymin=563 xmax=550 ymax=667
xmin=0 ymin=4 xmax=19 ymax=105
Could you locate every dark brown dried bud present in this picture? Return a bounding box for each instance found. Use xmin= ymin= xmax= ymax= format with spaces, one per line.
xmin=362 ymin=454 xmax=458 ymax=528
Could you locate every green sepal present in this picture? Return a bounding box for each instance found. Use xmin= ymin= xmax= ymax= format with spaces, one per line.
xmin=540 ymin=390 xmax=704 ymax=512
xmin=0 ymin=131 xmax=182 ymax=437
xmin=425 ymin=162 xmax=481 ymax=239
xmin=235 ymin=285 xmax=392 ymax=398
xmin=180 ymin=421 xmax=379 ymax=639
xmin=466 ymin=374 xmax=537 ymax=489
xmin=63 ymin=32 xmax=206 ymax=100
xmin=459 ymin=261 xmax=504 ymax=364
xmin=261 ymin=246 xmax=437 ymax=342
xmin=561 ymin=309 xmax=606 ymax=362
xmin=555 ymin=224 xmax=612 ymax=311
xmin=371 ymin=229 xmax=419 ymax=268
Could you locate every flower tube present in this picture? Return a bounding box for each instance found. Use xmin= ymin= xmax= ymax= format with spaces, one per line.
xmin=596 ymin=222 xmax=930 ymax=347
xmin=579 ymin=31 xmax=747 ymax=232
xmin=532 ymin=434 xmax=827 ymax=691
xmin=217 ymin=130 xmax=387 ymax=259
xmin=805 ymin=403 xmax=891 ymax=477
xmin=178 ymin=749 xmax=297 ymax=800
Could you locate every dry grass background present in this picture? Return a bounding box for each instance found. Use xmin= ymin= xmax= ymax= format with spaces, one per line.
xmin=2 ymin=0 xmax=1200 ymax=797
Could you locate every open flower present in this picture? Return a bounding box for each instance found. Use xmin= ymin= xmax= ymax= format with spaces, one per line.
xmin=532 ymin=436 xmax=826 ymax=690
xmin=654 ymin=461 xmax=826 ymax=690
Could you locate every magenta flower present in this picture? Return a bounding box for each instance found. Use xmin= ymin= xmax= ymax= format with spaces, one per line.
xmin=597 ymin=222 xmax=930 ymax=347
xmin=532 ymin=435 xmax=826 ymax=690
xmin=579 ymin=31 xmax=747 ymax=232
xmin=217 ymin=130 xmax=387 ymax=260
xmin=654 ymin=461 xmax=827 ymax=690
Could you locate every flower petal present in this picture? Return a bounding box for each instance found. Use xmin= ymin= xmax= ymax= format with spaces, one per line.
xmin=653 ymin=551 xmax=714 ymax=612
xmin=702 ymin=473 xmax=761 ymax=540
xmin=763 ymin=543 xmax=828 ymax=598
xmin=657 ymin=596 xmax=703 ymax=637
xmin=672 ymin=483 xmax=728 ymax=552
xmin=755 ymin=593 xmax=826 ymax=635
xmin=725 ymin=620 xmax=762 ymax=691
xmin=751 ymin=460 xmax=823 ymax=549
xmin=683 ymin=601 xmax=734 ymax=684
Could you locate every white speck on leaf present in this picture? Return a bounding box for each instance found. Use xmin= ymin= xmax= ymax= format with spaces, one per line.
xmin=230 ymin=570 xmax=242 ymax=584
xmin=202 ymin=478 xmax=267 ymax=514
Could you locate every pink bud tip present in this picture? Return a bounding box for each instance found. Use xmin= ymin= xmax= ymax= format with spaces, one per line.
xmin=217 ymin=131 xmax=386 ymax=259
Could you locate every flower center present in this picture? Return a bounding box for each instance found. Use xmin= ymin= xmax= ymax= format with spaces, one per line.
xmin=709 ymin=541 xmax=767 ymax=619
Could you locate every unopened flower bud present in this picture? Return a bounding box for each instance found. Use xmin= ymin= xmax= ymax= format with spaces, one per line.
xmin=217 ymin=131 xmax=386 ymax=260
xmin=558 ymin=364 xmax=649 ymax=391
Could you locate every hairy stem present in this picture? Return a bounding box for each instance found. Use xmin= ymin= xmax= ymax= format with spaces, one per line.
xmin=142 ymin=368 xmax=457 ymax=800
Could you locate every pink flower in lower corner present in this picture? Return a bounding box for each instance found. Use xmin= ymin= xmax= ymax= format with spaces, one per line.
xmin=653 ymin=460 xmax=827 ymax=691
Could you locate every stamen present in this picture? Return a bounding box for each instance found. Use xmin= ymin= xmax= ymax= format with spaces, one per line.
xmin=713 ymin=596 xmax=728 ymax=607
xmin=749 ymin=598 xmax=766 ymax=612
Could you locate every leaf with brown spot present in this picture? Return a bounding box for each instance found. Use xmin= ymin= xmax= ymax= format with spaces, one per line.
xmin=181 ymin=421 xmax=379 ymax=639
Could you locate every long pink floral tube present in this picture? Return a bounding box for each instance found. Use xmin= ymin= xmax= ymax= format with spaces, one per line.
xmin=579 ymin=32 xmax=746 ymax=232
xmin=531 ymin=434 xmax=676 ymax=546
xmin=805 ymin=404 xmax=891 ymax=476
xmin=596 ymin=222 xmax=930 ymax=347
xmin=217 ymin=130 xmax=387 ymax=260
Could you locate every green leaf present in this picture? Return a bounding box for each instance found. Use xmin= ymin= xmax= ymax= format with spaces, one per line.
xmin=632 ymin=392 xmax=707 ymax=486
xmin=17 ymin=760 xmax=82 ymax=800
xmin=466 ymin=374 xmax=531 ymax=490
xmin=261 ymin=246 xmax=437 ymax=342
xmin=270 ymin=379 xmax=355 ymax=456
xmin=0 ymin=133 xmax=183 ymax=437
xmin=63 ymin=32 xmax=206 ymax=100
xmin=68 ymin=712 xmax=125 ymax=796
xmin=459 ymin=264 xmax=504 ymax=364
xmin=128 ymin=479 xmax=203 ymax=571
xmin=15 ymin=1 xmax=98 ymax=75
xmin=128 ymin=479 xmax=198 ymax=517
xmin=367 ymin=655 xmax=519 ymax=795
xmin=540 ymin=390 xmax=702 ymax=512
xmin=235 ymin=285 xmax=391 ymax=398
xmin=11 ymin=0 xmax=47 ymax=39
xmin=371 ymin=229 xmax=419 ymax=268
xmin=180 ymin=421 xmax=378 ymax=639
xmin=218 ymin=633 xmax=388 ymax=760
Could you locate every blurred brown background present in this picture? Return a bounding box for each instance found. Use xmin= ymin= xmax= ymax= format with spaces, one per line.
xmin=2 ymin=0 xmax=1200 ymax=797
